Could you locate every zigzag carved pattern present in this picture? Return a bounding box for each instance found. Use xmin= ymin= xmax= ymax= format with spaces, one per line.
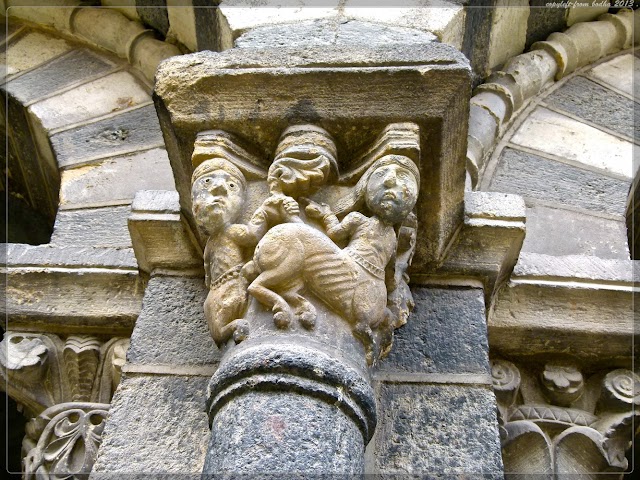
xmin=63 ymin=336 xmax=101 ymax=402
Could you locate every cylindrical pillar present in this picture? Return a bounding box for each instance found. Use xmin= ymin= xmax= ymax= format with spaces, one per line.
xmin=202 ymin=306 xmax=376 ymax=477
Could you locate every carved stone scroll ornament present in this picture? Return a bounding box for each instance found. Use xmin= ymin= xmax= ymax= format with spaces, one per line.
xmin=0 ymin=333 xmax=129 ymax=477
xmin=490 ymin=359 xmax=640 ymax=477
xmin=191 ymin=123 xmax=420 ymax=365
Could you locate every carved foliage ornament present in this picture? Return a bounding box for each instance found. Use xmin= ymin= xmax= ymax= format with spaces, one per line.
xmin=490 ymin=359 xmax=640 ymax=476
xmin=191 ymin=123 xmax=420 ymax=365
xmin=1 ymin=333 xmax=129 ymax=478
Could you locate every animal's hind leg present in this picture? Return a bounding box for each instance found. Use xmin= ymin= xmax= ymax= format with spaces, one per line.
xmin=248 ymin=269 xmax=295 ymax=328
xmin=353 ymin=321 xmax=377 ymax=366
xmin=282 ymin=292 xmax=317 ymax=329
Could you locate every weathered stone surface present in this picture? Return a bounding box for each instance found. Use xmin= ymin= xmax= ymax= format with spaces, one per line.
xmin=487 ymin=0 xmax=529 ymax=70
xmin=514 ymin=252 xmax=636 ymax=284
xmin=378 ymin=287 xmax=489 ymax=375
xmin=489 ymin=276 xmax=635 ymax=365
xmin=373 ymin=383 xmax=503 ymax=475
xmin=59 ymin=148 xmax=176 ymax=208
xmin=136 ymin=0 xmax=170 ymax=36
xmin=489 ymin=147 xmax=630 ymax=217
xmin=6 ymin=244 xmax=137 ymax=268
xmin=526 ymin=1 xmax=567 ymax=50
xmin=5 ymin=269 xmax=141 ymax=334
xmin=566 ymin=1 xmax=610 ymax=26
xmin=510 ymin=107 xmax=636 ymax=179
xmin=128 ymin=190 xmax=202 ymax=274
xmin=51 ymin=206 xmax=133 ymax=248
xmin=521 ymin=204 xmax=630 ymax=259
xmin=235 ymin=18 xmax=438 ymax=49
xmin=165 ymin=0 xmax=198 ymax=51
xmin=29 ymin=71 xmax=151 ymax=131
xmin=0 ymin=29 xmax=72 ymax=79
xmin=545 ymin=75 xmax=636 ymax=140
xmin=50 ymin=104 xmax=165 ymax=168
xmin=127 ymin=276 xmax=219 ymax=366
xmin=3 ymin=49 xmax=116 ymax=104
xmin=155 ymin=42 xmax=471 ymax=272
xmin=588 ymin=54 xmax=637 ymax=97
xmin=205 ymin=390 xmax=364 ymax=476
xmin=91 ymin=374 xmax=210 ymax=475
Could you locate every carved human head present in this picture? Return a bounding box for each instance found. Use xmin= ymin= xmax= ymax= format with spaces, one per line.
xmin=363 ymin=155 xmax=419 ymax=224
xmin=191 ymin=158 xmax=247 ymax=235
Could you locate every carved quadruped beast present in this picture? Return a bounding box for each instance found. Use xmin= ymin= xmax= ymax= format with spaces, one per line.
xmin=192 ymin=124 xmax=420 ymax=365
xmin=246 ymin=154 xmax=420 ymax=364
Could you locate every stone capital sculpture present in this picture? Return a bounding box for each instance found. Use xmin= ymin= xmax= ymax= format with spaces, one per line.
xmin=192 ymin=123 xmax=420 ymax=365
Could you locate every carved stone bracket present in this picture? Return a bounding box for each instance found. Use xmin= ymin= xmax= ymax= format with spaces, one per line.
xmin=491 ymin=358 xmax=639 ymax=477
xmin=0 ymin=332 xmax=129 ymax=417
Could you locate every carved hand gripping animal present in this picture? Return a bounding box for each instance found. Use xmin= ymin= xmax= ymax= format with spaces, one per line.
xmin=246 ymin=154 xmax=420 ymax=365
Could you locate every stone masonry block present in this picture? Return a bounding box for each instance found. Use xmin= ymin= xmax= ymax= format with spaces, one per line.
xmin=545 ymin=75 xmax=636 ymax=140
xmin=373 ymin=383 xmax=503 ymax=475
xmin=489 ymin=147 xmax=629 ymax=217
xmin=51 ymin=206 xmax=133 ymax=248
xmin=91 ymin=374 xmax=210 ymax=475
xmin=127 ymin=276 xmax=220 ymax=366
xmin=377 ymin=287 xmax=489 ymax=375
xmin=1 ymin=29 xmax=72 ymax=79
xmin=59 ymin=148 xmax=176 ymax=208
xmin=3 ymin=49 xmax=116 ymax=104
xmin=50 ymin=104 xmax=165 ymax=168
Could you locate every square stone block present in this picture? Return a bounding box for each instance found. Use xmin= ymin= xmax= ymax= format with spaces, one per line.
xmin=154 ymin=42 xmax=471 ymax=271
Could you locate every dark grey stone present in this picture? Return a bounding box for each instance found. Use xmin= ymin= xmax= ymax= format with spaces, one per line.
xmin=236 ymin=19 xmax=437 ymax=49
xmin=91 ymin=375 xmax=210 ymax=475
xmin=136 ymin=0 xmax=169 ymax=37
xmin=546 ymin=75 xmax=636 ymax=140
xmin=522 ymin=204 xmax=630 ymax=259
xmin=204 ymin=390 xmax=364 ymax=477
xmin=3 ymin=49 xmax=115 ymax=104
xmin=193 ymin=0 xmax=220 ymax=51
xmin=127 ymin=276 xmax=221 ymax=366
xmin=526 ymin=2 xmax=567 ymax=50
xmin=50 ymin=104 xmax=164 ymax=168
xmin=377 ymin=287 xmax=490 ymax=375
xmin=51 ymin=206 xmax=133 ymax=248
xmin=461 ymin=3 xmax=497 ymax=85
xmin=374 ymin=383 xmax=503 ymax=475
xmin=489 ymin=147 xmax=630 ymax=217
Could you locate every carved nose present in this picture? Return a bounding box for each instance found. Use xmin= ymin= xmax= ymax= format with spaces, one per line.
xmin=209 ymin=179 xmax=227 ymax=194
xmin=383 ymin=172 xmax=397 ymax=187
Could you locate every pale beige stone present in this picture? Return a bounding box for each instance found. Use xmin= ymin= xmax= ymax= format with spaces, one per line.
xmin=566 ymin=0 xmax=610 ymax=26
xmin=5 ymin=2 xmax=76 ymax=32
xmin=166 ymin=2 xmax=198 ymax=51
xmin=29 ymin=71 xmax=151 ymax=131
xmin=59 ymin=148 xmax=176 ymax=207
xmin=0 ymin=30 xmax=72 ymax=78
xmin=588 ymin=53 xmax=637 ymax=96
xmin=487 ymin=0 xmax=530 ymax=70
xmin=100 ymin=0 xmax=140 ymax=21
xmin=510 ymin=107 xmax=636 ymax=179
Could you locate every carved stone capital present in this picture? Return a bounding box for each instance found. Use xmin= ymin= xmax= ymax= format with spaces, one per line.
xmin=22 ymin=402 xmax=110 ymax=479
xmin=0 ymin=332 xmax=129 ymax=417
xmin=492 ymin=359 xmax=639 ymax=476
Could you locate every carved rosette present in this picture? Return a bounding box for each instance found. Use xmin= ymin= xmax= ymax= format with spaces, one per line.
xmin=1 ymin=333 xmax=130 ymax=477
xmin=492 ymin=359 xmax=639 ymax=477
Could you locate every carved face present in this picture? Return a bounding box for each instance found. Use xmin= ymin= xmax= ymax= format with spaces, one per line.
xmin=365 ymin=163 xmax=418 ymax=224
xmin=192 ymin=169 xmax=245 ymax=234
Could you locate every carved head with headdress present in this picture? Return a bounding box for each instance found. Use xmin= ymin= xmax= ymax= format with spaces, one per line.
xmin=191 ymin=158 xmax=247 ymax=235
xmin=336 ymin=154 xmax=419 ymax=225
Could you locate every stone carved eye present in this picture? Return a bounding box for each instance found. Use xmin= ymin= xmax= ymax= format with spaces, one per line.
xmin=203 ymin=178 xmax=212 ymax=184
xmin=228 ymin=182 xmax=237 ymax=190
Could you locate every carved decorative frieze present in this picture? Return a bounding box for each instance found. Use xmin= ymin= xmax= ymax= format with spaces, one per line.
xmin=191 ymin=123 xmax=420 ymax=365
xmin=0 ymin=332 xmax=129 ymax=417
xmin=491 ymin=358 xmax=639 ymax=476
xmin=1 ymin=333 xmax=128 ymax=477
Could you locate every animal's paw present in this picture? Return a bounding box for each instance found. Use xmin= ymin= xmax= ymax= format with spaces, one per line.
xmin=233 ymin=320 xmax=250 ymax=344
xmin=299 ymin=311 xmax=316 ymax=329
xmin=273 ymin=310 xmax=291 ymax=329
